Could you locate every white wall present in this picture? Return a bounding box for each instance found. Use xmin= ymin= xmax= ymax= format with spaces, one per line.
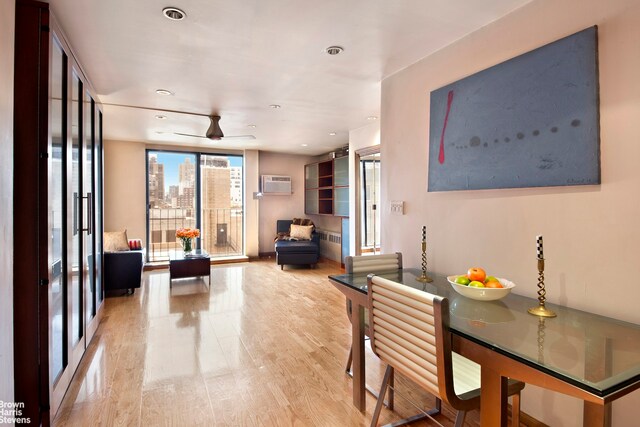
xmin=381 ymin=0 xmax=640 ymax=424
xmin=257 ymin=151 xmax=313 ymax=254
xmin=104 ymin=140 xmax=146 ymax=240
xmin=244 ymin=150 xmax=260 ymax=257
xmin=0 ymin=0 xmax=15 ymax=409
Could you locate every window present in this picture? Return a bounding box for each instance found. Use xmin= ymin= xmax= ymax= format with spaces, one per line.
xmin=146 ymin=151 xmax=244 ymax=261
xmin=360 ymin=153 xmax=380 ymax=252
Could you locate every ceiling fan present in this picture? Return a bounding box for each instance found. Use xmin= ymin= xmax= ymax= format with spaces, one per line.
xmin=173 ymin=115 xmax=256 ymax=141
xmin=101 ymin=103 xmax=256 ymax=141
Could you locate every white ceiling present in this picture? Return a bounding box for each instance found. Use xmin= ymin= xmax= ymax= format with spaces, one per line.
xmin=49 ymin=0 xmax=531 ymax=155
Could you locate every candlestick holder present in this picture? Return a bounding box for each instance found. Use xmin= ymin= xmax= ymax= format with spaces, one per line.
xmin=536 ymin=317 xmax=546 ymax=364
xmin=528 ymin=258 xmax=556 ymax=317
xmin=416 ymin=241 xmax=433 ymax=283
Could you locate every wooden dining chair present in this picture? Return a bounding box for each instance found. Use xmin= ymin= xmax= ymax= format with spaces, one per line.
xmin=344 ymin=253 xmax=403 ymax=374
xmin=367 ymin=274 xmax=525 ymax=427
xmin=344 ymin=253 xmax=403 ymax=409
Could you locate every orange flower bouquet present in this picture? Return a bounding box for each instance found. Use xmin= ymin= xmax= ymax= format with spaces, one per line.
xmin=176 ymin=227 xmax=200 ymax=253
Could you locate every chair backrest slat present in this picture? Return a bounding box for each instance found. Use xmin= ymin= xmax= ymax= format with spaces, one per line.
xmin=372 ymin=297 xmax=433 ymax=332
xmin=369 ymin=275 xmax=441 ymax=397
xmin=373 ymin=287 xmax=435 ymax=318
xmin=345 ymin=253 xmax=402 ymax=274
xmin=373 ymin=326 xmax=437 ymax=372
xmin=375 ymin=344 xmax=440 ymax=396
xmin=368 ymin=274 xmax=521 ymax=419
xmin=373 ymin=313 xmax=436 ymax=349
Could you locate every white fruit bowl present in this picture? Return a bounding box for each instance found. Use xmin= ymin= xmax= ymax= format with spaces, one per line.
xmin=446 ymin=276 xmax=515 ymax=301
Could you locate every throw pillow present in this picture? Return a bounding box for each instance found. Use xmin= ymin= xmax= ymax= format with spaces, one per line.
xmin=290 ymin=224 xmax=313 ymax=240
xmin=128 ymin=239 xmax=142 ymax=250
xmin=274 ymin=232 xmax=289 ymax=242
xmin=104 ymin=230 xmax=130 ymax=252
xmin=292 ymin=217 xmax=315 ymax=227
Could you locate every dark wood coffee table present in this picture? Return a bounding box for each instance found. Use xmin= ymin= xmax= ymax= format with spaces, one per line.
xmin=169 ymin=250 xmax=211 ymax=287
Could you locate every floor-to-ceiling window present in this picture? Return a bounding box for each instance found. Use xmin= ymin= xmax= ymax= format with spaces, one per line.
xmin=146 ymin=151 xmax=244 ymax=261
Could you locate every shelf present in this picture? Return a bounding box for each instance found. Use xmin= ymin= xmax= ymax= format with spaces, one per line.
xmin=318 ymin=160 xmax=333 ymax=177
xmin=304 ymin=158 xmax=348 ymax=217
xmin=318 ymin=177 xmax=333 ymax=188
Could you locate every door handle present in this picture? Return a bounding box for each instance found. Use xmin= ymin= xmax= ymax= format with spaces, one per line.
xmin=86 ymin=192 xmax=92 ymax=235
xmin=73 ymin=192 xmax=79 ymax=235
xmin=81 ymin=192 xmax=92 ymax=234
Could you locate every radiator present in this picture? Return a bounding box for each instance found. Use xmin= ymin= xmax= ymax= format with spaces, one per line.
xmin=316 ymin=229 xmax=341 ymax=262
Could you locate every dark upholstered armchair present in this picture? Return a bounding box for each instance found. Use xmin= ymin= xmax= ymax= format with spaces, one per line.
xmin=104 ymin=250 xmax=144 ymax=294
xmin=274 ymin=219 xmax=320 ymax=270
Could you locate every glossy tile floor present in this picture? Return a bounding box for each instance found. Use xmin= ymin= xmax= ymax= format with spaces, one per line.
xmin=53 ymin=260 xmax=488 ymax=426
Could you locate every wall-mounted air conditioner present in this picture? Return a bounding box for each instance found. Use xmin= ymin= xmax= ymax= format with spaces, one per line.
xmin=261 ymin=175 xmax=292 ymax=195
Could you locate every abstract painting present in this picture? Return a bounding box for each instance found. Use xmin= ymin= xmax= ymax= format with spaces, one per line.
xmin=428 ymin=26 xmax=600 ymax=192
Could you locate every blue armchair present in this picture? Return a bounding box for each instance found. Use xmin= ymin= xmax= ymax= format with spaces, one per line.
xmin=274 ymin=219 xmax=320 ymax=270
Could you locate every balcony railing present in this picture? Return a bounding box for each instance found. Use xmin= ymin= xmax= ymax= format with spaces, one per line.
xmin=148 ymin=207 xmax=243 ymax=262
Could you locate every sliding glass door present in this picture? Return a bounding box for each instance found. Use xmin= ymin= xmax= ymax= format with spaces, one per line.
xmin=15 ymin=5 xmax=105 ymax=421
xmin=146 ymin=151 xmax=244 ymax=261
xmin=147 ymin=151 xmax=198 ymax=260
xmin=200 ymin=155 xmax=244 ymax=257
xmin=49 ymin=37 xmax=66 ymax=388
xmin=48 ymin=37 xmax=104 ymax=415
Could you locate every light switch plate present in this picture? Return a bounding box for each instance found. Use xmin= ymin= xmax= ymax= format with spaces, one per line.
xmin=390 ymin=200 xmax=404 ymax=215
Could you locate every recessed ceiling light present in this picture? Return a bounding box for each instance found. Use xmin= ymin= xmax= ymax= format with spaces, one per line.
xmin=155 ymin=131 xmax=165 ymax=134
xmin=367 ymin=116 xmax=378 ymax=121
xmin=155 ymin=115 xmax=167 ymax=120
xmin=247 ymin=124 xmax=257 ymax=128
xmin=155 ymin=89 xmax=173 ymax=96
xmin=269 ymin=104 xmax=281 ymax=109
xmin=301 ymin=144 xmax=308 ymax=147
xmin=163 ymin=7 xmax=186 ymax=21
xmin=325 ymin=46 xmax=344 ymax=55
xmin=329 ymin=132 xmax=337 ymax=136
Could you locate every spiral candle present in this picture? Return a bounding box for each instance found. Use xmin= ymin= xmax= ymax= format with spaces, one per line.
xmin=536 ymin=235 xmax=544 ymax=260
xmin=528 ymin=234 xmax=556 ymax=317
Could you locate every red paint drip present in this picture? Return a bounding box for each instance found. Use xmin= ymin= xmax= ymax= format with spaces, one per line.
xmin=438 ymin=90 xmax=454 ymax=164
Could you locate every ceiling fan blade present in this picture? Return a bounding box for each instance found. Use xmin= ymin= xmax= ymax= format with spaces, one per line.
xmin=174 ymin=132 xmax=207 ymax=138
xmin=173 ymin=116 xmax=254 ymax=141
xmin=221 ymin=135 xmax=256 ymax=140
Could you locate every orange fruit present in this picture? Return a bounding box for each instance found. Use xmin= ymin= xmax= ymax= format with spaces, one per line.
xmin=485 ymin=280 xmax=503 ymax=289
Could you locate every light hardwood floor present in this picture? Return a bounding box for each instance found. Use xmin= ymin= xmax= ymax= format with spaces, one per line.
xmin=53 ymin=259 xmax=492 ymax=426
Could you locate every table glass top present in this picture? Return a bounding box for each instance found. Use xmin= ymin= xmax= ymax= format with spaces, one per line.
xmin=170 ymin=249 xmax=210 ymax=261
xmin=329 ymin=268 xmax=640 ymax=397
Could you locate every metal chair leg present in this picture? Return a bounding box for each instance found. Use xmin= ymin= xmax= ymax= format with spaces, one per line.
xmin=454 ymin=410 xmax=467 ymax=427
xmin=345 ymin=346 xmax=353 ymax=373
xmin=370 ymin=365 xmax=393 ymax=427
xmin=388 ymin=366 xmax=394 ymax=410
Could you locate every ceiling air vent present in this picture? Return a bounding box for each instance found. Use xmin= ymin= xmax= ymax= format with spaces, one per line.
xmin=325 ymin=46 xmax=344 ymax=55
xmin=163 ymin=7 xmax=186 ymax=21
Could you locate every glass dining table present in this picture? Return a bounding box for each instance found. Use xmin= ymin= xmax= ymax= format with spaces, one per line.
xmin=329 ymin=268 xmax=640 ymax=427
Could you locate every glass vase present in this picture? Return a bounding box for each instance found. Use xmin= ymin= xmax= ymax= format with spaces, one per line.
xmin=182 ymin=237 xmax=192 ymax=255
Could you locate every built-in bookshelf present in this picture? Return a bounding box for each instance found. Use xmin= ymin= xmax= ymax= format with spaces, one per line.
xmin=304 ymin=156 xmax=348 ymax=216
